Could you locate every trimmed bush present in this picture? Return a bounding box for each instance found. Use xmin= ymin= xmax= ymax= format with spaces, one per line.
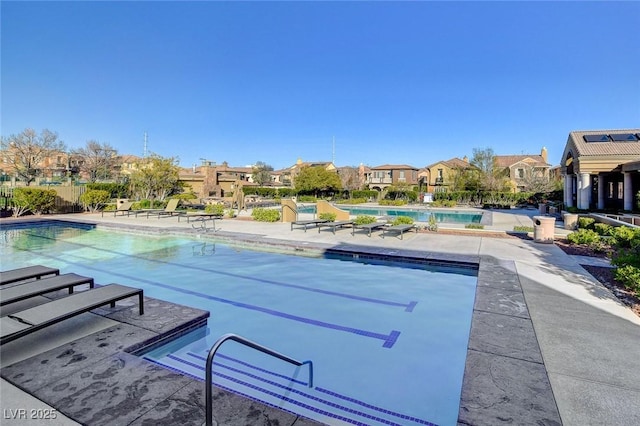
xmin=319 ymin=212 xmax=337 ymax=222
xmin=335 ymin=198 xmax=367 ymax=204
xmin=87 ymin=183 xmax=129 ymax=199
xmin=567 ymin=229 xmax=600 ymax=245
xmin=391 ymin=216 xmax=414 ymax=226
xmin=611 ymin=226 xmax=640 ymax=249
xmin=578 ymin=217 xmax=595 ymax=229
xmin=593 ymin=223 xmax=613 ymax=236
xmin=11 ymin=187 xmax=57 ymax=217
xmin=513 ymin=226 xmax=534 ymax=232
xmin=205 ymin=204 xmax=225 ymax=216
xmin=465 ymin=224 xmax=484 ymax=229
xmin=79 ymin=189 xmax=111 ymax=213
xmin=252 ymin=208 xmax=280 ymax=222
xmin=379 ymin=199 xmax=407 ymax=206
xmin=354 ymin=215 xmax=376 ymax=225
xmin=427 ymin=214 xmax=438 ymax=231
xmin=614 ymin=265 xmax=640 ymax=295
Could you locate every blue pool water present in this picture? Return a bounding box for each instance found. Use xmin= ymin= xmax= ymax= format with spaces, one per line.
xmin=297 ymin=205 xmax=482 ymax=224
xmin=1 ymin=222 xmax=477 ymax=426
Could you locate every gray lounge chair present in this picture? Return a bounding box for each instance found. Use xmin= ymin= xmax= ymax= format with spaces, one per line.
xmin=0 ymin=283 xmax=144 ymax=345
xmin=382 ymin=224 xmax=417 ymax=240
xmin=352 ymin=222 xmax=387 ymax=237
xmin=291 ymin=219 xmax=328 ymax=232
xmin=1 ymin=273 xmax=94 ymax=307
xmin=142 ymin=199 xmax=181 ymax=219
xmin=317 ymin=220 xmax=354 ymax=234
xmin=1 ymin=266 xmax=60 ymax=286
xmin=102 ymin=201 xmax=134 ymax=217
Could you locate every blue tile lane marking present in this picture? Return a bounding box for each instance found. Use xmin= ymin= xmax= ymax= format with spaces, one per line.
xmin=161 ymin=353 xmax=436 ymax=426
xmin=186 ymin=352 xmax=309 ymax=386
xmin=20 ymin=249 xmax=403 ymax=348
xmin=185 ymin=352 xmax=435 ymax=425
xmin=18 ymin=230 xmax=419 ymax=311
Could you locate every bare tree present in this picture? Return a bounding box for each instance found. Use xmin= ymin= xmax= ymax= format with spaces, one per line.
xmin=0 ymin=128 xmax=66 ymax=185
xmin=470 ymin=147 xmax=509 ymax=191
xmin=518 ymin=164 xmax=556 ymax=193
xmin=252 ymin=161 xmax=274 ymax=186
xmin=337 ymin=166 xmax=361 ymax=197
xmin=72 ymin=141 xmax=118 ymax=183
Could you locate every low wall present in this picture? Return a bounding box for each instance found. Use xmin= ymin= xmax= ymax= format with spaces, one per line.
xmin=317 ymin=200 xmax=350 ymax=221
xmin=281 ymin=198 xmax=298 ymax=223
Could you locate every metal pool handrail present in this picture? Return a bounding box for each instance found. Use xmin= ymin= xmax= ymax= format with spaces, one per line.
xmin=204 ymin=333 xmax=314 ymax=426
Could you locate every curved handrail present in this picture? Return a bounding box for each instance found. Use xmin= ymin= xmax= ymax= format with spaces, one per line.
xmin=204 ymin=333 xmax=313 ymax=426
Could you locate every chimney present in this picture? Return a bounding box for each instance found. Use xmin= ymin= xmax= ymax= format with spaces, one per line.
xmin=463 ymin=155 xmax=469 ymax=163
xmin=541 ymin=147 xmax=548 ymax=163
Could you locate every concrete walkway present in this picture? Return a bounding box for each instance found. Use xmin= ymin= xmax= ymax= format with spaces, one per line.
xmin=2 ymin=207 xmax=639 ymax=425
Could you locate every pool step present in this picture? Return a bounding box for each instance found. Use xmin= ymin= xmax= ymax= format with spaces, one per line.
xmin=144 ymin=350 xmax=437 ymax=426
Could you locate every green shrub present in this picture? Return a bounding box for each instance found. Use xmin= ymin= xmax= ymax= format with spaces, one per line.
xmin=567 ymin=229 xmax=600 ymax=245
xmin=379 ymin=199 xmax=407 ymax=206
xmin=431 ymin=199 xmax=456 ymax=208
xmin=614 ymin=265 xmax=640 ymax=295
xmin=79 ymin=189 xmax=111 ymax=213
xmin=226 ymin=208 xmax=236 ymax=218
xmin=391 ymin=216 xmax=414 ymax=225
xmin=354 ymin=215 xmax=376 ymax=225
xmin=610 ymin=226 xmax=640 ymax=249
xmin=252 ymin=208 xmax=280 ymax=222
xmin=319 ymin=212 xmax=336 ymax=222
xmin=513 ymin=225 xmax=534 ymax=232
xmin=578 ymin=217 xmax=595 ymax=229
xmin=465 ymin=224 xmax=484 ymax=229
xmin=352 ymin=190 xmax=378 ymax=200
xmin=171 ymin=192 xmax=198 ymax=200
xmin=297 ymin=195 xmax=317 ymax=203
xmin=205 ymin=204 xmax=225 ymax=216
xmin=593 ymin=223 xmax=613 ymax=236
xmin=133 ymin=199 xmax=164 ymax=210
xmin=87 ymin=183 xmax=129 ymax=198
xmin=427 ymin=214 xmax=438 ymax=231
xmin=11 ymin=187 xmax=57 ymax=217
xmin=335 ymin=198 xmax=367 ymax=204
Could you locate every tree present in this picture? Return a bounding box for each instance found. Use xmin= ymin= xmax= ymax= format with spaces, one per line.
xmin=294 ymin=166 xmax=342 ymax=197
xmin=1 ymin=128 xmax=66 ymax=185
xmin=470 ymin=147 xmax=509 ymax=191
xmin=129 ymin=154 xmax=181 ymax=201
xmin=72 ymin=141 xmax=118 ymax=183
xmin=517 ymin=164 xmax=556 ymax=193
xmin=337 ymin=166 xmax=361 ymax=197
xmin=252 ymin=161 xmax=274 ymax=186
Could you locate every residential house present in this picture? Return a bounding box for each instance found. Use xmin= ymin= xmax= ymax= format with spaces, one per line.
xmin=495 ymin=147 xmax=551 ymax=193
xmin=366 ymin=164 xmax=419 ymax=191
xmin=561 ymin=129 xmax=640 ymax=211
xmin=419 ymin=157 xmax=473 ymax=193
xmin=280 ymin=159 xmax=336 ymax=188
xmin=179 ymin=162 xmax=255 ymax=200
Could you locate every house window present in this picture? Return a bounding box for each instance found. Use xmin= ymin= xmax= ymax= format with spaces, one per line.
xmin=437 ymin=169 xmax=443 ymax=178
xmin=399 ymin=171 xmax=405 ymax=179
xmin=517 ymin=168 xmax=524 ymax=179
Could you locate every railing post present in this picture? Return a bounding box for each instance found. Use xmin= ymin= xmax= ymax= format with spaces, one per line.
xmin=204 ymin=333 xmax=313 ymax=426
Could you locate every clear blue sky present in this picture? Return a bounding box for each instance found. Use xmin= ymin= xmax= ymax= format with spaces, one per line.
xmin=2 ymin=1 xmax=639 ymax=171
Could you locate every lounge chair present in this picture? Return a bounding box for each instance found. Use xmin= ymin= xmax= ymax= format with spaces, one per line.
xmin=1 ymin=265 xmax=60 ymax=286
xmin=352 ymin=222 xmax=387 ymax=237
xmin=141 ymin=199 xmax=181 ymax=219
xmin=317 ymin=220 xmax=354 ymax=234
xmin=102 ymin=201 xmax=134 ymax=217
xmin=290 ymin=219 xmax=328 ymax=232
xmin=1 ymin=273 xmax=94 ymax=306
xmin=382 ymin=224 xmax=417 ymax=240
xmin=0 ymin=283 xmax=144 ymax=345
xmin=178 ymin=211 xmax=223 ymax=223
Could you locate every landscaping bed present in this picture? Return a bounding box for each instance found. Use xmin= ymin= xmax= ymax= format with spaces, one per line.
xmin=555 ymin=239 xmax=640 ymax=317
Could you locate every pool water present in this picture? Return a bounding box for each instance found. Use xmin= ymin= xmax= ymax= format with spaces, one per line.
xmin=297 ymin=205 xmax=483 ymax=224
xmin=1 ymin=223 xmax=477 ymax=426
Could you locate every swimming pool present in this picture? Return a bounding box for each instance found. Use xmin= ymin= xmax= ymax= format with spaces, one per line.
xmin=1 ymin=222 xmax=477 ymax=426
xmin=297 ymin=205 xmax=483 ymax=224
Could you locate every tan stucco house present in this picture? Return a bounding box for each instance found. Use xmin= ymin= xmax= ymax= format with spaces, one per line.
xmin=561 ymin=129 xmax=640 ymax=211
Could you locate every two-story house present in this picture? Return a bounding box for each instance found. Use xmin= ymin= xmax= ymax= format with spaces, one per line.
xmin=280 ymin=159 xmax=336 ymax=188
xmin=419 ymin=157 xmax=474 ymax=193
xmin=366 ymin=164 xmax=419 ymax=191
xmin=495 ymin=147 xmax=551 ymax=193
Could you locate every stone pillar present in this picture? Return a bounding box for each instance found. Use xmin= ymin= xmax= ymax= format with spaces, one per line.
xmin=598 ymin=174 xmax=605 ymax=210
xmin=577 ymin=173 xmax=591 ymax=210
xmin=564 ymin=175 xmax=574 ymax=207
xmin=624 ymin=172 xmax=633 ymax=211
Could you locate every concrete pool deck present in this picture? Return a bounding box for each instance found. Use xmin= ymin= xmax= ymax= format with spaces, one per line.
xmin=1 ymin=207 xmax=639 ymax=425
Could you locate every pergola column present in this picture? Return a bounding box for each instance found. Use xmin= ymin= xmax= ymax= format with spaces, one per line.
xmin=564 ymin=175 xmax=574 ymax=208
xmin=577 ymin=172 xmax=591 ymax=210
xmin=597 ymin=174 xmax=605 ymax=210
xmin=624 ymin=172 xmax=633 ymax=211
